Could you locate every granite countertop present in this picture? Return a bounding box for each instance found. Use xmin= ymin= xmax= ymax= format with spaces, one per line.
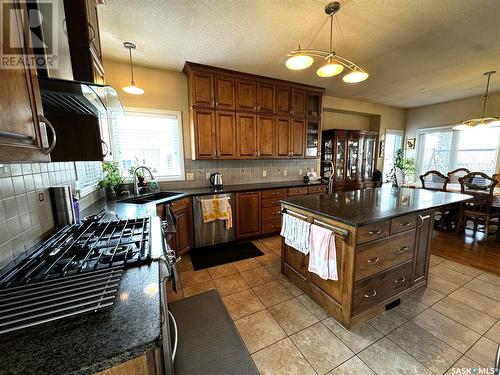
xmin=281 ymin=184 xmax=472 ymax=227
xmin=0 ymin=262 xmax=161 ymax=375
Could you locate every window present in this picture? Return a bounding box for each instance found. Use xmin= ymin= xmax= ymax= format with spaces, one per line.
xmin=417 ymin=125 xmax=500 ymax=176
xmin=111 ymin=109 xmax=185 ymax=180
xmin=382 ymin=129 xmax=404 ymax=182
xmin=75 ymin=161 xmax=103 ymax=195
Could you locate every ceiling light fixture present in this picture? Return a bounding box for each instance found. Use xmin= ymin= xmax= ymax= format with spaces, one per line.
xmin=285 ymin=2 xmax=369 ymax=83
xmin=122 ymin=41 xmax=144 ymax=95
xmin=453 ymin=71 xmax=500 ymax=130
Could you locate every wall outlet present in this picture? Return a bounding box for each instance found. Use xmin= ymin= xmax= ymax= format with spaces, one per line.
xmin=283 ymin=169 xmax=288 ymax=176
xmin=262 ymin=170 xmax=267 ymax=177
xmin=299 ymin=169 xmax=303 ymax=175
xmin=186 ymin=172 xmax=194 ymax=181
xmin=38 ymin=193 xmax=44 ymax=202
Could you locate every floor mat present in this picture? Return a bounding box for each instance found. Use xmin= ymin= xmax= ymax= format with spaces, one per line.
xmin=190 ymin=242 xmax=264 ymax=270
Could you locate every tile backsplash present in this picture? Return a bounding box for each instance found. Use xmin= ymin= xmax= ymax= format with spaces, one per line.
xmin=157 ymin=159 xmax=319 ymax=190
xmin=0 ymin=162 xmax=104 ymax=269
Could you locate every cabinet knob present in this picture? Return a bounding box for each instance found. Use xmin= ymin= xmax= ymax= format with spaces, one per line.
xmin=368 ymin=229 xmax=381 ymax=235
xmin=363 ymin=290 xmax=377 ymax=298
xmin=399 ymin=221 xmax=411 ymax=227
xmin=394 ymin=276 xmax=406 ymax=284
xmin=396 ymin=246 xmax=409 ymax=253
xmin=39 ymin=115 xmax=57 ymax=154
xmin=101 ymin=140 xmax=109 ymax=158
xmin=88 ymin=23 xmax=96 ymax=43
xmin=367 ymin=256 xmax=381 ymax=264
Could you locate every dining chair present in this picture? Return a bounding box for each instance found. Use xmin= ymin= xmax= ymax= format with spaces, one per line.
xmin=420 ymin=170 xmax=451 ymax=228
xmin=456 ymin=172 xmax=500 ymax=240
xmin=447 ymin=168 xmax=470 ymax=184
xmin=492 ymin=173 xmax=500 ymax=187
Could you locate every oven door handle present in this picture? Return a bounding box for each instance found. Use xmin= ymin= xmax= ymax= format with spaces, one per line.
xmin=168 ymin=310 xmax=178 ymax=362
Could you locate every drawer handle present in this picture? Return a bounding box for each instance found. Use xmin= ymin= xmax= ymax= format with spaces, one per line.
xmin=399 ymin=221 xmax=411 ymax=227
xmin=368 ymin=229 xmax=381 ymax=235
xmin=363 ymin=290 xmax=377 ymax=298
xmin=394 ymin=276 xmax=406 ymax=284
xmin=396 ymin=246 xmax=409 ymax=253
xmin=367 ymin=256 xmax=381 ymax=264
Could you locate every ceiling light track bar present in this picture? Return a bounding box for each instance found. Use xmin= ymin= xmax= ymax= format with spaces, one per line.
xmin=287 ymin=49 xmax=366 ymax=73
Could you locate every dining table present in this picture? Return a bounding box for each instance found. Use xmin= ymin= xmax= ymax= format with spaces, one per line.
xmin=402 ymin=182 xmax=500 ymax=208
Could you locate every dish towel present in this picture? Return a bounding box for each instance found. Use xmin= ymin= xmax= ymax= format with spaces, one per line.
xmin=200 ymin=197 xmax=233 ymax=229
xmin=280 ymin=213 xmax=311 ymax=255
xmin=308 ymin=224 xmax=338 ymax=281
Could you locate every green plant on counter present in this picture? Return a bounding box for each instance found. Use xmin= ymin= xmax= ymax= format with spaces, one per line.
xmin=387 ymin=149 xmax=416 ymax=186
xmin=98 ymin=161 xmax=124 ymax=200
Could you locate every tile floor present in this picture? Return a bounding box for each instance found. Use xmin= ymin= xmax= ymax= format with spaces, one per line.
xmin=168 ymin=236 xmax=500 ymax=375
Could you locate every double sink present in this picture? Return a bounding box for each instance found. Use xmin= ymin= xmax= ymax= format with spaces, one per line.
xmin=118 ymin=191 xmax=184 ymax=205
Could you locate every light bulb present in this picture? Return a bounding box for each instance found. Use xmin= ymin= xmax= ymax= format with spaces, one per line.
xmin=342 ymin=71 xmax=369 ymax=83
xmin=285 ymin=55 xmax=314 ymax=70
xmin=316 ymin=62 xmax=344 ymax=77
xmin=123 ymin=84 xmax=144 ymax=95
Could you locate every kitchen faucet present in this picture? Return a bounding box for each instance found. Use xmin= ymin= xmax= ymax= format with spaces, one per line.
xmin=321 ymin=160 xmax=335 ymax=194
xmin=132 ymin=166 xmax=155 ymax=196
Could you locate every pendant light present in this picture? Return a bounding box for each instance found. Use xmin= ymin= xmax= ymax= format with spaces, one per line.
xmin=123 ymin=41 xmax=144 ymax=95
xmin=285 ymin=2 xmax=369 ymax=83
xmin=453 ymin=71 xmax=500 ymax=130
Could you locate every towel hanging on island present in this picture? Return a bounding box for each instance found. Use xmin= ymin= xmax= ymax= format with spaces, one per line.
xmin=308 ymin=224 xmax=338 ymax=281
xmin=280 ymin=213 xmax=311 ymax=255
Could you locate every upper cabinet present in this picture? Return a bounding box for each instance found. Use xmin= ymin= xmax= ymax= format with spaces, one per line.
xmin=184 ymin=62 xmax=324 ymax=160
xmin=0 ymin=0 xmax=51 ymax=162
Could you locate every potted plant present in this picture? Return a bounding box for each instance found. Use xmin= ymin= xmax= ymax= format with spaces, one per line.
xmin=128 ymin=165 xmax=147 ymax=187
xmin=98 ymin=161 xmax=124 ymax=201
xmin=386 ymin=149 xmax=416 ymax=187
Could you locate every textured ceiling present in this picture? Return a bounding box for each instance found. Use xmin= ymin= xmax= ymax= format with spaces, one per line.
xmin=98 ymin=0 xmax=500 ymax=108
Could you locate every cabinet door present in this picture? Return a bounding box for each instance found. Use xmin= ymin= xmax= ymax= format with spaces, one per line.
xmin=334 ymin=132 xmax=347 ymax=181
xmin=216 ymin=111 xmax=236 ymax=158
xmin=86 ymin=0 xmax=102 ymax=59
xmin=276 ymin=86 xmax=291 ymax=115
xmin=236 ymin=192 xmax=261 ymax=239
xmin=174 ymin=208 xmax=193 ymax=256
xmin=412 ymin=211 xmax=434 ymax=285
xmin=191 ymin=71 xmax=214 ymax=108
xmin=193 ymin=109 xmax=216 ymax=159
xmin=257 ymin=82 xmax=274 ymax=113
xmin=290 ymin=118 xmax=305 ymax=157
xmin=347 ymin=135 xmax=360 ymax=180
xmin=306 ymin=120 xmax=320 ymax=158
xmin=236 ymin=113 xmax=257 ymax=158
xmin=215 ymin=75 xmax=235 ymax=110
xmin=291 ymin=88 xmax=306 ymax=116
xmin=0 ymin=1 xmax=50 ymax=162
xmin=257 ymin=115 xmax=276 ymax=158
xmin=236 ymin=79 xmax=257 ymax=112
xmin=363 ymin=136 xmax=377 ymax=180
xmin=276 ymin=118 xmax=291 ymax=158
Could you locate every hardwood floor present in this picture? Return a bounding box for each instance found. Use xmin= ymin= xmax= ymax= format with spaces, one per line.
xmin=431 ymin=228 xmax=500 ymax=275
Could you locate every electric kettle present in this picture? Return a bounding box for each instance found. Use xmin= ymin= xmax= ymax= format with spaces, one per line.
xmin=209 ymin=172 xmax=223 ymax=188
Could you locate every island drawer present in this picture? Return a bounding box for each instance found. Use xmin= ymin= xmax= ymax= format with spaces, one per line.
xmin=262 ymin=218 xmax=282 ymax=234
xmin=288 ymin=187 xmax=308 ymax=196
xmin=262 ymin=206 xmax=282 ymax=221
xmin=262 ymin=188 xmax=287 ymax=199
xmin=262 ymin=197 xmax=282 ymax=208
xmin=308 ymin=185 xmax=327 ymax=194
xmin=356 ymin=221 xmax=390 ymax=244
xmin=353 ymin=261 xmax=412 ymax=315
xmin=170 ymin=197 xmax=191 ymax=212
xmin=355 ymin=229 xmax=416 ymax=281
xmin=390 ymin=214 xmax=418 ymax=235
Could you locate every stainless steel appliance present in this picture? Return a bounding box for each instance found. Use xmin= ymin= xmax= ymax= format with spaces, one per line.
xmin=209 ymin=172 xmax=223 ymax=188
xmin=49 ymin=186 xmax=75 ymax=227
xmin=193 ymin=194 xmax=235 ymax=247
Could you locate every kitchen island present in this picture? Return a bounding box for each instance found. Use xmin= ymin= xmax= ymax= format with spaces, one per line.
xmin=280 ymin=185 xmax=470 ymax=328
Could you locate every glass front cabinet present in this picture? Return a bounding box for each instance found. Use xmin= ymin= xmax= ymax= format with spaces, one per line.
xmin=321 ymin=129 xmax=378 ymax=191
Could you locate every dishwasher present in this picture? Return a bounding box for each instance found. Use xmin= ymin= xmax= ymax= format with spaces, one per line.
xmin=192 ymin=193 xmax=235 ymax=248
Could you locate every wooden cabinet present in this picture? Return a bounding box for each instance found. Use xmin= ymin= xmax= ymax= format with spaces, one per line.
xmin=163 ymin=198 xmax=193 ymax=256
xmin=256 ymin=115 xmax=276 ymax=158
xmin=257 ymin=82 xmax=274 ymax=113
xmin=215 ymin=75 xmax=235 ymax=110
xmin=291 ymin=88 xmax=306 ymax=116
xmin=236 ymin=79 xmax=257 ymax=112
xmin=321 ymin=129 xmax=379 ymax=192
xmin=276 ymin=86 xmax=291 ymax=115
xmin=236 ymin=113 xmax=257 ymax=158
xmin=184 ymin=62 xmax=324 ymax=160
xmin=63 ymin=0 xmax=105 ymax=83
xmin=412 ymin=211 xmax=434 ymax=285
xmin=236 ymin=191 xmax=261 ymax=239
xmin=0 ymin=0 xmax=50 ymax=162
xmin=216 ymin=111 xmax=236 ymax=158
xmin=192 ymin=109 xmax=216 ymax=158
